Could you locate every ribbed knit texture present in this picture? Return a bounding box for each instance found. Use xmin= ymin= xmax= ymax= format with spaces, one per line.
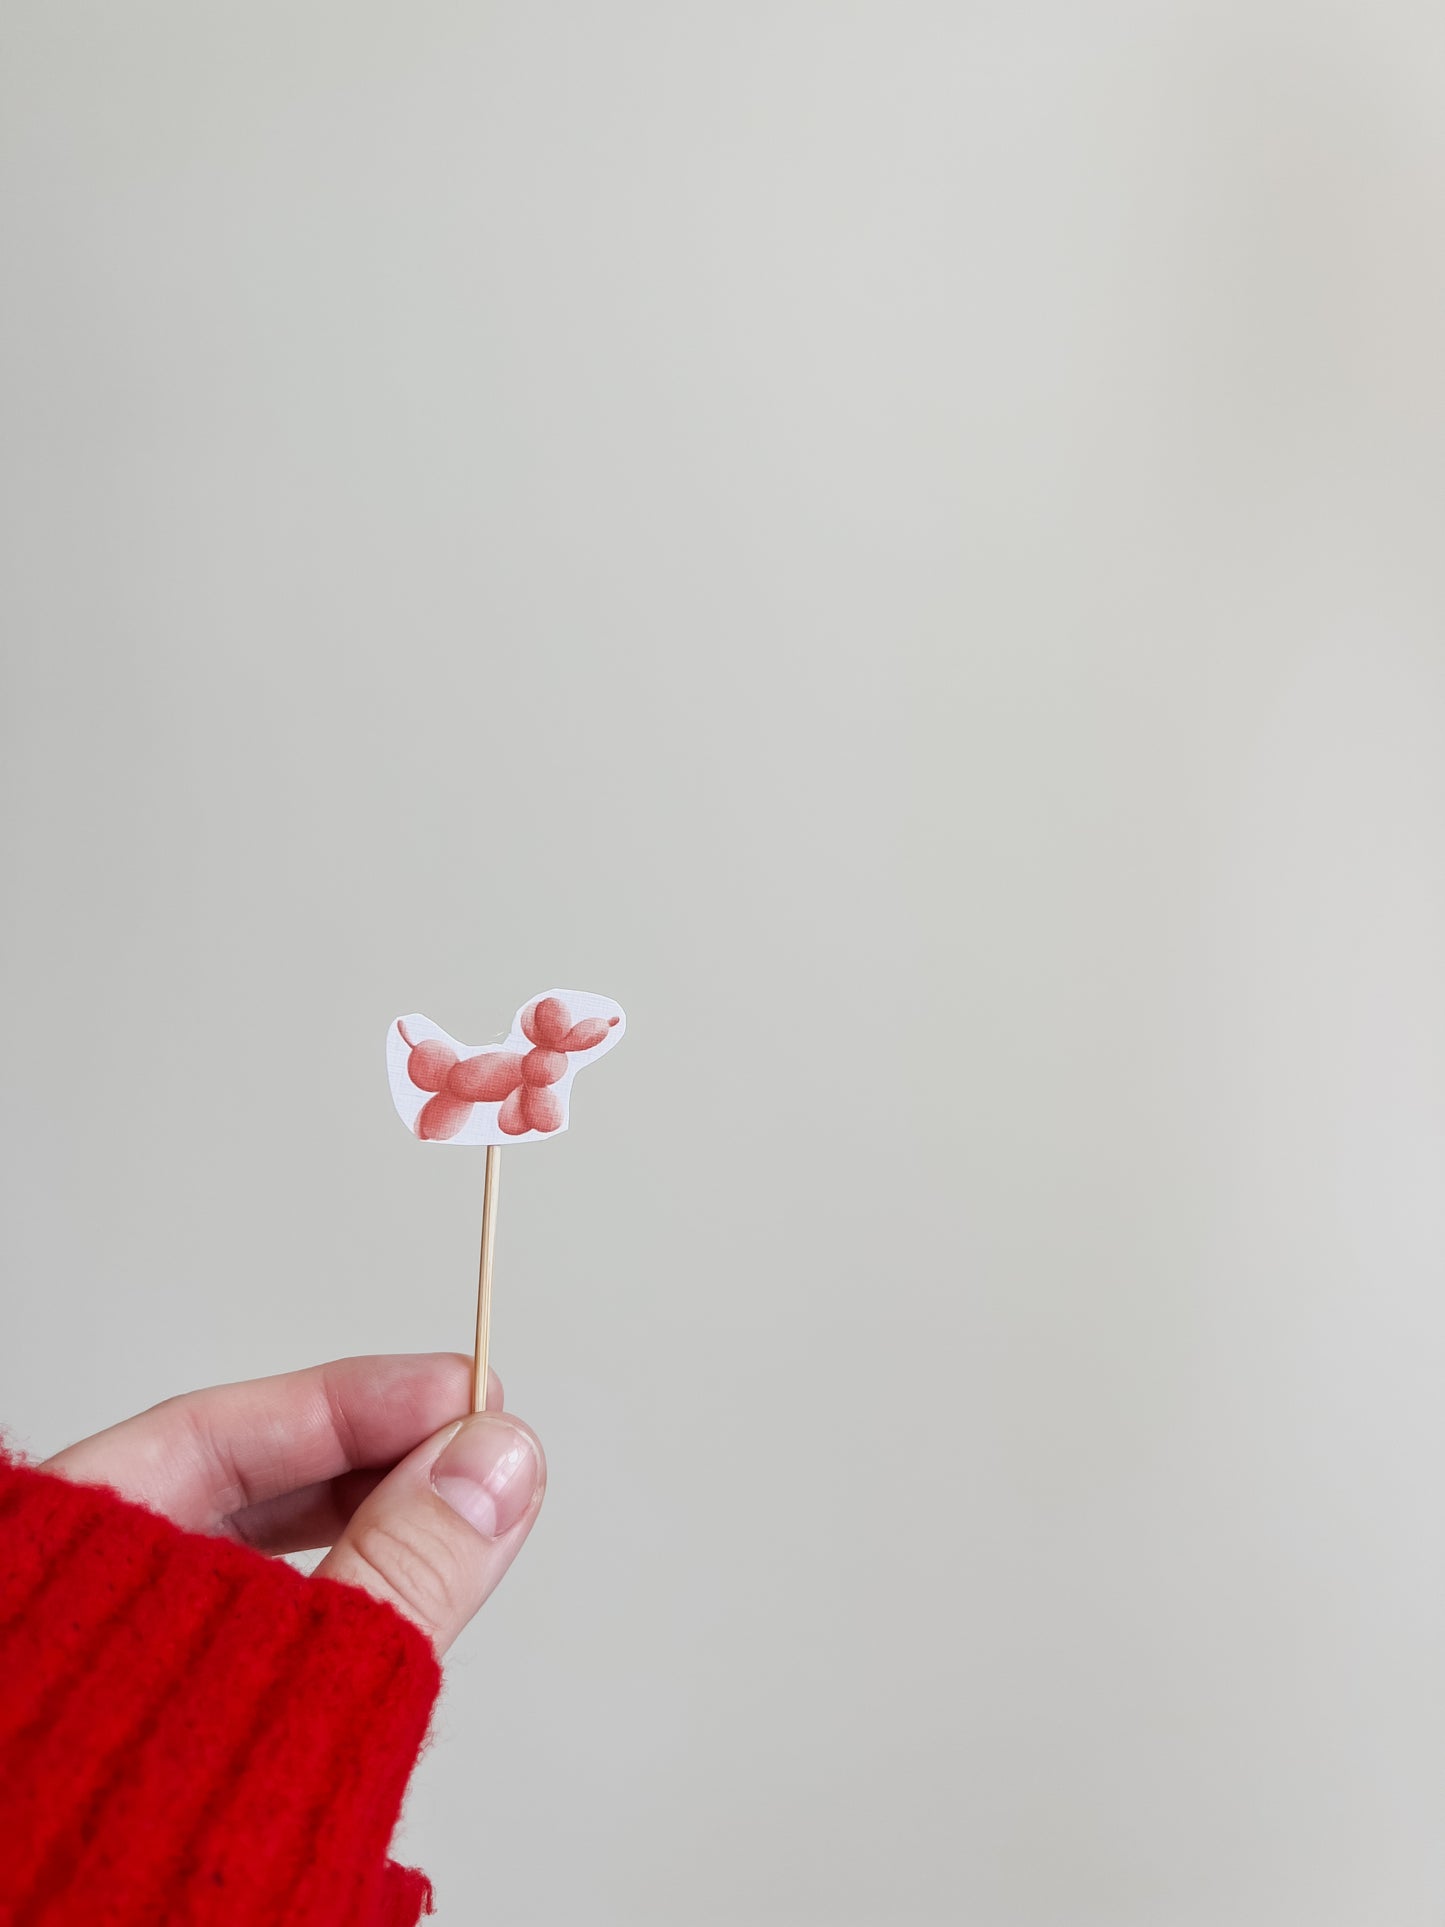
xmin=0 ymin=1450 xmax=441 ymax=1926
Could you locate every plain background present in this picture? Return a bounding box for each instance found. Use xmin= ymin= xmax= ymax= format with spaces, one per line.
xmin=3 ymin=4 xmax=1444 ymax=1922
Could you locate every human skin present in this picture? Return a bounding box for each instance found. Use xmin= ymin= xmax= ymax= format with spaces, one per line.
xmin=42 ymin=1352 xmax=545 ymax=1653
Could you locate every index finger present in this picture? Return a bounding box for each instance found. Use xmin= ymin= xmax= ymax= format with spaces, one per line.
xmin=43 ymin=1353 xmax=498 ymax=1533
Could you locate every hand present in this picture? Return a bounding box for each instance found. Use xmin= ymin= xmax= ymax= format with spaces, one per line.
xmin=42 ymin=1354 xmax=545 ymax=1652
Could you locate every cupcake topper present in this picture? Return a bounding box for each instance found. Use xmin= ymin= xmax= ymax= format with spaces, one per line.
xmin=388 ymin=989 xmax=626 ymax=1409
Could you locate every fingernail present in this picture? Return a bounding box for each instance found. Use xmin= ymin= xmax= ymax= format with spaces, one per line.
xmin=431 ymin=1416 xmax=540 ymax=1540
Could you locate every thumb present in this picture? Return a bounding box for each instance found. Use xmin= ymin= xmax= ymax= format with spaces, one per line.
xmin=314 ymin=1411 xmax=546 ymax=1651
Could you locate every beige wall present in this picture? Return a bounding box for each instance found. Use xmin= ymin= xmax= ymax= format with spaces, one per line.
xmin=3 ymin=5 xmax=1444 ymax=1921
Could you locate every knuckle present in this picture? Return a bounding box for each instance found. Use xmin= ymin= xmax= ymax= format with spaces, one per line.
xmin=347 ymin=1510 xmax=471 ymax=1631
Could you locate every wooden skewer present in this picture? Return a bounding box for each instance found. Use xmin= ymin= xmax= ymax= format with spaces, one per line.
xmin=472 ymin=1143 xmax=502 ymax=1413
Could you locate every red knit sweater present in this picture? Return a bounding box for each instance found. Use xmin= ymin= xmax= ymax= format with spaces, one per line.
xmin=0 ymin=1449 xmax=441 ymax=1925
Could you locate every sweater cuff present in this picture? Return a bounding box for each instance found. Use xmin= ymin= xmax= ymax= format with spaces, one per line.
xmin=0 ymin=1450 xmax=441 ymax=1926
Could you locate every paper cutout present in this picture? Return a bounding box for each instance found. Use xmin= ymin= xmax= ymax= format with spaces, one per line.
xmin=387 ymin=989 xmax=625 ymax=1145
